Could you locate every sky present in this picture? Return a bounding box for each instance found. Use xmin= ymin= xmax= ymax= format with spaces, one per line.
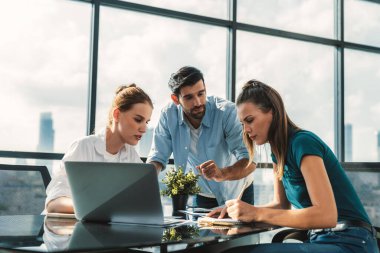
xmin=0 ymin=0 xmax=379 ymax=162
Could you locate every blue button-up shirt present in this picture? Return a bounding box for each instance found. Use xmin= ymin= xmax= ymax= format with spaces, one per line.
xmin=147 ymin=96 xmax=253 ymax=205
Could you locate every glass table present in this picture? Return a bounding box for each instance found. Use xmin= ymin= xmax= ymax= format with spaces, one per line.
xmin=0 ymin=215 xmax=281 ymax=253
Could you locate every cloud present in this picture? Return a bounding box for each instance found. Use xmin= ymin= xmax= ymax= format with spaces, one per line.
xmin=237 ymin=0 xmax=333 ymax=38
xmin=345 ymin=0 xmax=380 ymax=47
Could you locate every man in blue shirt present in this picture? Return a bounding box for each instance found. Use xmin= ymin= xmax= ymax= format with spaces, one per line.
xmin=147 ymin=66 xmax=256 ymax=208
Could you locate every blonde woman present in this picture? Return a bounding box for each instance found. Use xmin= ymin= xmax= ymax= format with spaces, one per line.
xmin=46 ymin=84 xmax=153 ymax=214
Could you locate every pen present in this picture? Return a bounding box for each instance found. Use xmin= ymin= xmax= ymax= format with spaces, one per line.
xmin=236 ymin=181 xmax=248 ymax=200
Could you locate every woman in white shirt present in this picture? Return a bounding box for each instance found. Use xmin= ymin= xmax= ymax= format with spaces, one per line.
xmin=45 ymin=84 xmax=153 ymax=214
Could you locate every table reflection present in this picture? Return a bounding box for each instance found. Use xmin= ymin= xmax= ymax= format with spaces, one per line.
xmin=0 ymin=216 xmax=280 ymax=252
xmin=44 ymin=218 xmax=165 ymax=251
xmin=199 ymin=223 xmax=278 ymax=237
xmin=44 ymin=219 xmax=202 ymax=251
xmin=43 ymin=217 xmax=75 ymax=251
xmin=162 ymin=225 xmax=200 ymax=242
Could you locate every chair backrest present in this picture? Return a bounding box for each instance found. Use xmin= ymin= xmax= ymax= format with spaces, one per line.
xmin=0 ymin=164 xmax=51 ymax=215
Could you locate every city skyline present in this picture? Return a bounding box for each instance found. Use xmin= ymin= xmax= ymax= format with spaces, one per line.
xmin=33 ymin=112 xmax=378 ymax=164
xmin=4 ymin=112 xmax=377 ymax=166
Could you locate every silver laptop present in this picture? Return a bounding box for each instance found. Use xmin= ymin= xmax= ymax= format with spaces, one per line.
xmin=65 ymin=161 xmax=180 ymax=226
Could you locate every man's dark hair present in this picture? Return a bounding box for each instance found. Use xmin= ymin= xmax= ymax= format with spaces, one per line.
xmin=168 ymin=66 xmax=204 ymax=96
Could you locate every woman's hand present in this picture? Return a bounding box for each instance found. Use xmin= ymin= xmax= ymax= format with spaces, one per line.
xmin=225 ymin=199 xmax=257 ymax=222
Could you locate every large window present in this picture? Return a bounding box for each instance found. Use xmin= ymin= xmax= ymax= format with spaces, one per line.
xmin=237 ymin=32 xmax=335 ymax=153
xmin=1 ymin=0 xmax=380 ymax=224
xmin=96 ymin=7 xmax=228 ymax=156
xmin=1 ymin=0 xmax=379 ymax=162
xmin=345 ymin=50 xmax=380 ymax=162
xmin=0 ymin=0 xmax=91 ymax=154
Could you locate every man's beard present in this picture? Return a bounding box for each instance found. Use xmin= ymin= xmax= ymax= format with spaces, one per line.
xmin=189 ymin=105 xmax=205 ymax=119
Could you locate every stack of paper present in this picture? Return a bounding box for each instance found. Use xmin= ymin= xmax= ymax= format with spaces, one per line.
xmin=198 ymin=217 xmax=243 ymax=226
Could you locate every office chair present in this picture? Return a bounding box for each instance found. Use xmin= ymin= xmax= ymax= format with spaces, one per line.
xmin=271 ymin=226 xmax=380 ymax=251
xmin=271 ymin=228 xmax=308 ymax=243
xmin=0 ymin=164 xmax=51 ymax=215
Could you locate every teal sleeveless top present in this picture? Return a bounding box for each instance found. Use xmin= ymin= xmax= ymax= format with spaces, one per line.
xmin=272 ymin=130 xmax=370 ymax=224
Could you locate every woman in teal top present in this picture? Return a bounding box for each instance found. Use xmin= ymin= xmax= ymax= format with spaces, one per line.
xmin=211 ymin=80 xmax=379 ymax=253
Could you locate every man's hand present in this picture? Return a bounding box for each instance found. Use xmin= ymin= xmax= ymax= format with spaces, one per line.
xmin=197 ymin=160 xmax=225 ymax=182
xmin=197 ymin=159 xmax=254 ymax=181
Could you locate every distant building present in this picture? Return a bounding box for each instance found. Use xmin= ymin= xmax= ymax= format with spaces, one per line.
xmin=137 ymin=127 xmax=153 ymax=157
xmin=36 ymin=112 xmax=55 ymax=170
xmin=345 ymin=124 xmax=353 ymax=162
xmin=37 ymin=112 xmax=54 ymax=152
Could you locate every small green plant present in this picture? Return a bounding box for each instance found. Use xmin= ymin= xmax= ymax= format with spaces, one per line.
xmin=161 ymin=167 xmax=201 ymax=197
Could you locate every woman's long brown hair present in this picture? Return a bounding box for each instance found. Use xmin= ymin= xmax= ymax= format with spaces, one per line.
xmin=236 ymin=80 xmax=300 ymax=179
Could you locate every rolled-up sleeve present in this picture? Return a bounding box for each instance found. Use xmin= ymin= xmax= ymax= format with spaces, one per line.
xmin=44 ymin=163 xmax=70 ymax=209
xmin=45 ymin=140 xmax=84 ymax=208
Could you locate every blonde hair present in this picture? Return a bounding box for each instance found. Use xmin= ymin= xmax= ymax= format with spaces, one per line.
xmin=108 ymin=84 xmax=153 ymax=127
xmin=236 ymin=80 xmax=300 ymax=180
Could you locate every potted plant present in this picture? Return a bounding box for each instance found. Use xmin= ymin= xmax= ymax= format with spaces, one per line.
xmin=161 ymin=167 xmax=201 ymax=217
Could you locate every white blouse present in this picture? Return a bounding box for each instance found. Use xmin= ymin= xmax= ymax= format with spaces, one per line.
xmin=45 ymin=130 xmax=142 ymax=208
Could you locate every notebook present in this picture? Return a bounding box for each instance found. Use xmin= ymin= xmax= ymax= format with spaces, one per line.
xmin=65 ymin=161 xmax=181 ymax=227
xmin=198 ymin=217 xmax=244 ymax=226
